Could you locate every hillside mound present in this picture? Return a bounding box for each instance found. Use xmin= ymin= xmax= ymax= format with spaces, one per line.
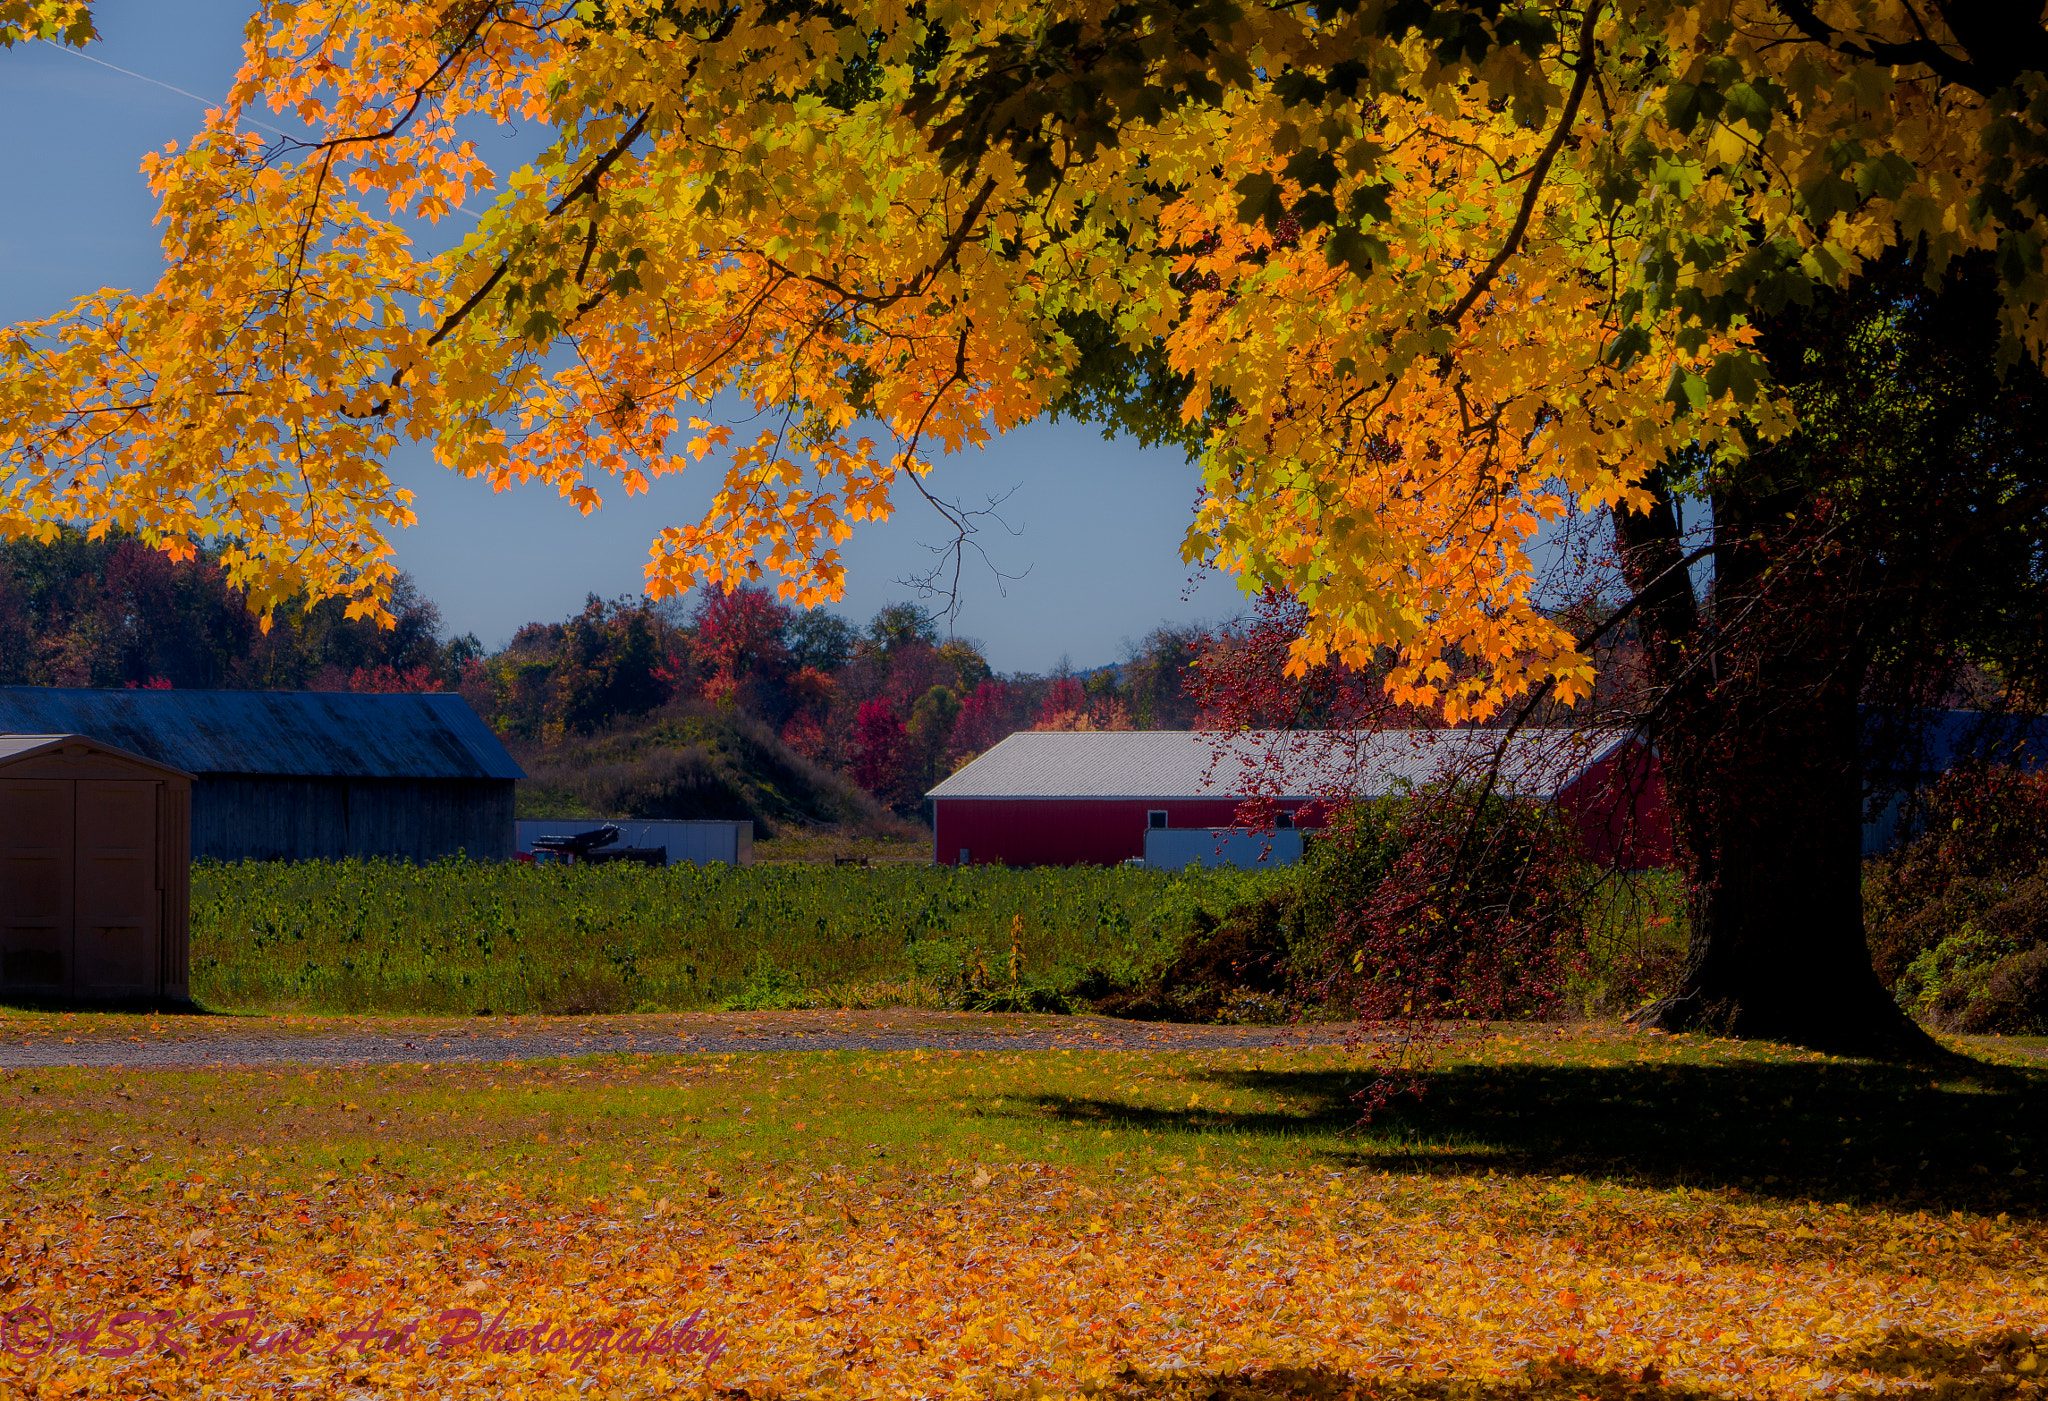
xmin=510 ymin=702 xmax=918 ymax=840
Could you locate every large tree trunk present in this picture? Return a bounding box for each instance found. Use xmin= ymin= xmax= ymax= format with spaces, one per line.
xmin=1610 ymin=469 xmax=1932 ymax=1055
xmin=1639 ymin=641 xmax=1916 ymax=1051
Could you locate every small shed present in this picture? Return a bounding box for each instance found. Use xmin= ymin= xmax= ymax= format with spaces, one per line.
xmin=0 ymin=689 xmax=523 ymax=863
xmin=0 ymin=734 xmax=193 ymax=1001
xmin=927 ymin=729 xmax=1671 ymax=869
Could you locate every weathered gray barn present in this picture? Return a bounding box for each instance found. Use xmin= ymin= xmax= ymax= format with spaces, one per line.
xmin=0 ymin=689 xmax=522 ymax=862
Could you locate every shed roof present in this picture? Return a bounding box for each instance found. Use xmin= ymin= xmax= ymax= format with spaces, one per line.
xmin=0 ymin=689 xmax=523 ymax=781
xmin=0 ymin=733 xmax=195 ymax=780
xmin=927 ymin=728 xmax=1624 ymax=801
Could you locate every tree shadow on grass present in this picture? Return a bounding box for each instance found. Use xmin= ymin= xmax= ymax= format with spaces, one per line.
xmin=1025 ymin=1051 xmax=2046 ymax=1215
xmin=946 ymin=1335 xmax=2044 ymax=1401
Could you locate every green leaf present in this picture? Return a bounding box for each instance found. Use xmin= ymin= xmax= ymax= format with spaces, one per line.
xmin=1663 ymin=366 xmax=1710 ymax=417
xmin=1341 ymin=140 xmax=1385 ymax=176
xmin=1325 ymin=226 xmax=1387 ymax=278
xmin=1721 ymin=81 xmax=1775 ymax=131
xmin=1348 ymin=182 xmax=1394 ymax=223
xmin=1234 ymin=172 xmax=1285 ymax=231
xmin=1703 ymin=349 xmax=1762 ymax=403
xmin=1605 ymin=326 xmax=1650 ymax=370
xmin=1855 ymin=153 xmax=1916 ymax=202
xmin=1664 ymin=83 xmax=1702 ymax=135
xmin=1293 ymin=190 xmax=1339 ymax=230
xmin=1282 ymin=147 xmax=1338 ymax=193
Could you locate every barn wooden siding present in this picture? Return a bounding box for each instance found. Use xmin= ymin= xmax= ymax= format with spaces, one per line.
xmin=159 ymin=777 xmax=190 ymax=996
xmin=194 ymin=777 xmax=515 ymax=863
xmin=934 ymin=796 xmax=1308 ymax=868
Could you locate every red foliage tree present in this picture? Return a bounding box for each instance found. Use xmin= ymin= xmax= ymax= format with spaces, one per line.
xmin=692 ymin=585 xmax=792 ymax=687
xmin=1188 ymin=589 xmax=1428 ymax=731
xmin=852 ymin=699 xmax=906 ymax=799
xmin=1032 ymin=676 xmax=1088 ymax=728
xmin=779 ymin=666 xmax=845 ymax=765
xmin=337 ymin=662 xmax=442 ymax=693
xmin=951 ymin=679 xmax=1017 ymax=761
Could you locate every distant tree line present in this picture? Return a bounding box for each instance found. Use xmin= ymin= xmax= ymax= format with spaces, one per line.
xmin=0 ymin=529 xmax=1214 ymax=813
xmin=0 ymin=529 xmax=458 ymax=692
xmin=455 ymin=588 xmax=1212 ymax=812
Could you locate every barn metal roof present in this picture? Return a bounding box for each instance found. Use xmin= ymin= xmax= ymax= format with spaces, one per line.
xmin=926 ymin=729 xmax=1624 ymax=801
xmin=0 ymin=689 xmax=523 ymax=781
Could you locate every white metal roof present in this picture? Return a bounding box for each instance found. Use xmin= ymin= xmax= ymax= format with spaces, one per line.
xmin=926 ymin=729 xmax=1624 ymax=801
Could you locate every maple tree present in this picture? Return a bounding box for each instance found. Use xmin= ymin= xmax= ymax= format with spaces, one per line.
xmin=1610 ymin=251 xmax=2048 ymax=1049
xmin=852 ymin=697 xmax=908 ymax=797
xmin=6 ymin=1 xmax=2048 ymax=1043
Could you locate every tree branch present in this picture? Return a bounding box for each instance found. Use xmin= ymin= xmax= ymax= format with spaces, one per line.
xmin=759 ymin=176 xmax=1000 ymax=312
xmin=1772 ymin=0 xmax=2045 ymax=98
xmin=1441 ymin=3 xmax=1602 ymax=329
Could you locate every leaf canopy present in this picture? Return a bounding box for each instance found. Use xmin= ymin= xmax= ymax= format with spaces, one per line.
xmin=3 ymin=0 xmax=2043 ymax=713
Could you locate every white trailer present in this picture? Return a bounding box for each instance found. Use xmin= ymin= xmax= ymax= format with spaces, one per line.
xmin=1141 ymin=827 xmax=1305 ymax=871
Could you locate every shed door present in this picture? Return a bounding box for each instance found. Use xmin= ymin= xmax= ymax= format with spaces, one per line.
xmin=0 ymin=779 xmax=76 ymax=994
xmin=73 ymin=782 xmax=161 ymax=998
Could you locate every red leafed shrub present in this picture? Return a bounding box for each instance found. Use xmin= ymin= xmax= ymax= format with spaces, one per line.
xmin=335 ymin=662 xmax=442 ymax=693
xmin=1290 ymin=788 xmax=1586 ymax=1112
xmin=1870 ymin=765 xmax=2048 ymax=923
xmin=1313 ymin=789 xmax=1584 ymax=1023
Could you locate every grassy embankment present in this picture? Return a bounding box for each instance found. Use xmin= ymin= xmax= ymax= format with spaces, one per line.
xmin=0 ymin=1025 xmax=2041 ymax=1398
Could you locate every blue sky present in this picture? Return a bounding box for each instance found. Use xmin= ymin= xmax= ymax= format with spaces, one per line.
xmin=0 ymin=1 xmax=1244 ymax=672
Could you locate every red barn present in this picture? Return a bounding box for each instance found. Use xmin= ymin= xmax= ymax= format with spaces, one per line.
xmin=926 ymin=729 xmax=1671 ymax=869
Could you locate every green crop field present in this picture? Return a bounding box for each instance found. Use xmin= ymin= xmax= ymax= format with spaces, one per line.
xmin=179 ymin=855 xmax=1681 ymax=1019
xmin=186 ymin=859 xmax=1287 ymax=1016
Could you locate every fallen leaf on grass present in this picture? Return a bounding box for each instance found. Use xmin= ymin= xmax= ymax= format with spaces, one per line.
xmin=3 ymin=1166 xmax=2040 ymax=1400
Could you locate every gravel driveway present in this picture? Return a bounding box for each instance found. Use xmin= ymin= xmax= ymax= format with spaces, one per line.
xmin=0 ymin=1009 xmax=1377 ymax=1068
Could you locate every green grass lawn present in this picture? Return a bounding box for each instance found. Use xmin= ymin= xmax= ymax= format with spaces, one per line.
xmin=6 ymin=1024 xmax=2038 ymax=1214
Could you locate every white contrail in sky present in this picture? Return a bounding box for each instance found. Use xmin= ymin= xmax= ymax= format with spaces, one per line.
xmin=36 ymin=37 xmax=485 ymax=223
xmin=38 ymin=37 xmax=295 ymax=139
